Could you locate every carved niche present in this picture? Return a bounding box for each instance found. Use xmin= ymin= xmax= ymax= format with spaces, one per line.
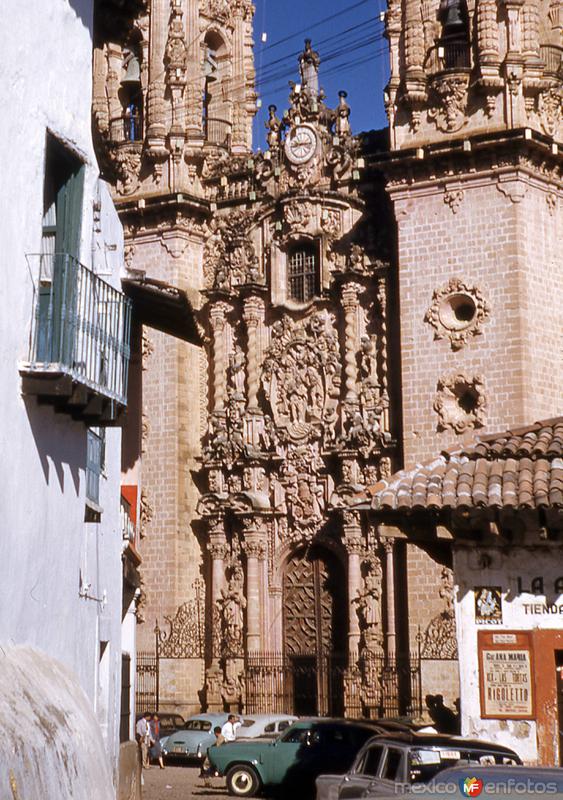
xmin=424 ymin=278 xmax=491 ymax=350
xmin=434 ymin=373 xmax=487 ymax=432
xmin=261 ymin=311 xmax=340 ymax=445
xmin=204 ymin=209 xmax=260 ymax=291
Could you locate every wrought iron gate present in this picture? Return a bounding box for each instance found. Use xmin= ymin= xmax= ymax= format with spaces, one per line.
xmin=136 ymin=579 xmax=206 ymax=712
xmin=136 ymin=651 xmax=159 ymax=712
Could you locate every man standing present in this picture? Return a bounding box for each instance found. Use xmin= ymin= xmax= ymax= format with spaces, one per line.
xmin=136 ymin=711 xmax=153 ymax=768
xmin=221 ymin=714 xmax=241 ymax=742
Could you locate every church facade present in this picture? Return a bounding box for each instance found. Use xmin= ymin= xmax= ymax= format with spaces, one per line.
xmin=92 ymin=0 xmax=561 ymax=724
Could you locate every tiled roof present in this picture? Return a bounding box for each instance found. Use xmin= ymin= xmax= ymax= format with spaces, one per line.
xmin=370 ymin=418 xmax=563 ymax=512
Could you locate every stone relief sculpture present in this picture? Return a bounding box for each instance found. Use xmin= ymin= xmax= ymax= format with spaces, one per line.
xmin=219 ymin=565 xmax=246 ymax=656
xmin=424 ymin=277 xmax=491 ymax=350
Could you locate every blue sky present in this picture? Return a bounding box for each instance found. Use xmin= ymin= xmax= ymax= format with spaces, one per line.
xmin=251 ymin=0 xmax=390 ymax=149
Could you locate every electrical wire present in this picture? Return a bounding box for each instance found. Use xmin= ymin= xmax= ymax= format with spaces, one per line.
xmin=261 ymin=0 xmax=374 ymax=51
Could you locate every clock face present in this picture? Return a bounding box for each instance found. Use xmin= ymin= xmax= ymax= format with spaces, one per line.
xmin=285 ymin=125 xmax=317 ymax=165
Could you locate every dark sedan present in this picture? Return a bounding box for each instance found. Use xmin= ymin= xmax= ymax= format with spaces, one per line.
xmin=209 ymin=718 xmax=384 ymax=797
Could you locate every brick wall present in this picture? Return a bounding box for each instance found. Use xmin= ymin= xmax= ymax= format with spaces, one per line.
xmin=130 ymin=234 xmax=206 ymax=669
xmin=392 ymin=173 xmax=562 ymax=468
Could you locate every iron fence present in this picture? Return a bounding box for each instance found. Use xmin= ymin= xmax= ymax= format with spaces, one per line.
xmin=136 ymin=651 xmax=159 ymax=713
xmin=28 ymin=253 xmax=131 ymax=405
xmin=244 ymin=651 xmax=422 ymax=719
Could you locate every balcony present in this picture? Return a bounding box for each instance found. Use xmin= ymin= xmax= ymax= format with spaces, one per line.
xmin=205 ymin=117 xmax=232 ymax=147
xmin=21 ymin=253 xmax=132 ymax=423
xmin=540 ymin=44 xmax=563 ymax=78
xmin=426 ymin=40 xmax=471 ymax=74
xmin=109 ymin=112 xmax=143 ymax=144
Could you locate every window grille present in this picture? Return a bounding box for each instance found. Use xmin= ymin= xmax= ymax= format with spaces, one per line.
xmin=288 ymin=245 xmax=318 ymax=302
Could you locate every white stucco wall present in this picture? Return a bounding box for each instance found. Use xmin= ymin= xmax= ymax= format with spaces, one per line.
xmin=0 ymin=1 xmax=129 ymax=794
xmin=454 ymin=543 xmax=563 ymax=764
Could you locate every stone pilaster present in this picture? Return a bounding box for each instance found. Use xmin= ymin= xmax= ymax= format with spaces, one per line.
xmin=383 ymin=538 xmax=396 ymax=658
xmin=242 ymin=518 xmax=267 ymax=653
xmin=343 ymin=511 xmax=363 ymax=656
xmin=242 ymin=295 xmax=265 ymax=413
xmin=210 ymin=302 xmax=230 ymax=413
xmin=146 ymin=0 xmax=169 ymax=151
xmin=341 ymin=282 xmax=363 ymax=406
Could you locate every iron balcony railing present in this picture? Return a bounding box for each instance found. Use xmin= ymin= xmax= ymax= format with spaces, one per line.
xmin=27 ymin=253 xmax=132 ymax=406
xmin=425 ymin=40 xmax=471 ymax=73
xmin=110 ymin=112 xmax=144 ymax=143
xmin=205 ymin=117 xmax=232 ymax=146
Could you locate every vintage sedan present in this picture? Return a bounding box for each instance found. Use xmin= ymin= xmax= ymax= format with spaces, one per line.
xmin=161 ymin=712 xmax=230 ymax=763
xmin=236 ymin=714 xmax=298 ymax=740
xmin=208 ymin=718 xmax=381 ymax=797
xmin=315 ymin=732 xmax=522 ymax=799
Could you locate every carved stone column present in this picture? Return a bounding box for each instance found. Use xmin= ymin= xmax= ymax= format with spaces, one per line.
xmin=205 ymin=516 xmax=228 ymax=711
xmin=242 ymin=518 xmax=267 ymax=653
xmin=341 ymin=282 xmax=363 ymax=406
xmin=186 ymin=0 xmax=204 ymax=142
xmin=231 ymin=4 xmax=247 ymax=152
xmin=242 ymin=295 xmax=265 ymax=413
xmin=343 ymin=511 xmax=363 ymax=656
xmin=383 ymin=538 xmax=396 ymax=658
xmin=146 ymin=0 xmax=168 ymax=153
xmin=477 ymin=0 xmax=500 ymax=65
xmin=210 ymin=302 xmax=230 ymax=413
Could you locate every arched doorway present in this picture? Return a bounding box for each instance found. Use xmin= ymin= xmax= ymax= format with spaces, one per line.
xmin=283 ymin=545 xmax=346 ymax=716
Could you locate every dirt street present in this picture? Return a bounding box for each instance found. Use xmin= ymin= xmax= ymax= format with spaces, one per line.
xmin=142 ymin=764 xmax=229 ymax=800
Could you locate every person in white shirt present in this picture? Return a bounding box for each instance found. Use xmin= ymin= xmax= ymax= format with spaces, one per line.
xmin=135 ymin=712 xmax=153 ymax=768
xmin=221 ymin=714 xmax=241 ymax=742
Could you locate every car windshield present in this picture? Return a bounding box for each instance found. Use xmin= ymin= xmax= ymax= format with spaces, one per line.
xmin=409 ymin=749 xmax=520 ymax=784
xmin=281 ymin=725 xmax=311 ymax=743
xmin=240 ymin=719 xmax=255 ymax=727
xmin=184 ymin=720 xmax=212 ymax=732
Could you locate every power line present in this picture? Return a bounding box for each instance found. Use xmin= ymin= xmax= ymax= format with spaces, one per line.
xmin=261 ymin=0 xmax=374 ymax=51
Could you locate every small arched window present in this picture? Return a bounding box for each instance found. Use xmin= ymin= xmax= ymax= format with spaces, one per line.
xmin=288 ymin=243 xmax=318 ymax=303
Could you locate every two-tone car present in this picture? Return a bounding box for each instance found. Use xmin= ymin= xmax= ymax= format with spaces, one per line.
xmin=208 ymin=718 xmax=383 ymax=797
xmin=315 ymin=731 xmax=522 ymax=799
xmin=161 ymin=712 xmax=231 ymax=764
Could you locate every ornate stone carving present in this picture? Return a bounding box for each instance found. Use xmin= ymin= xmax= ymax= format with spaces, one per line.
xmin=443 ymin=187 xmax=464 ymax=214
xmin=546 ymin=191 xmax=558 ymax=215
xmin=218 ymin=565 xmax=246 ymax=657
xmin=142 ymin=330 xmax=154 ymax=369
xmin=278 ymin=448 xmax=325 ymax=537
xmin=164 ymin=2 xmax=187 ymax=82
xmin=320 ymin=208 xmax=342 ymax=239
xmin=434 ymin=373 xmax=486 ymax=432
xmin=429 ymin=75 xmax=469 ymax=133
xmin=141 ymin=412 xmax=150 ymax=454
xmin=261 ymin=311 xmax=340 ymax=444
xmin=537 ymin=87 xmax=563 ymax=137
xmin=424 ymin=277 xmax=491 ymax=350
xmin=113 ymin=147 xmax=142 ymax=196
xmin=206 ymin=209 xmax=260 ymax=291
xmin=283 ymin=200 xmax=313 ymax=234
xmin=139 ymin=488 xmax=153 ymax=538
xmin=354 ymin=559 xmax=383 ymax=648
xmin=422 ymin=567 xmax=458 ymax=659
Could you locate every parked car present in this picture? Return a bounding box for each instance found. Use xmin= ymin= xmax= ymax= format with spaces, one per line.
xmin=208 ymin=718 xmax=383 ymax=797
xmin=315 ymin=732 xmax=522 ymax=799
xmin=135 ymin=711 xmax=185 ymax=738
xmin=161 ymin=712 xmax=231 ymax=764
xmin=236 ymin=714 xmax=298 ymax=740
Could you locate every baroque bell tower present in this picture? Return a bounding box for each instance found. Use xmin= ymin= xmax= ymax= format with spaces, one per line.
xmin=93 ymin=0 xmax=257 ymax=709
xmin=381 ymin=0 xmax=562 ymax=466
